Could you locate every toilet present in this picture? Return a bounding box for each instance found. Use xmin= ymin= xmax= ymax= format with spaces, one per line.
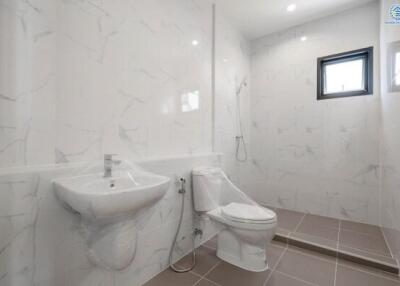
xmin=192 ymin=167 xmax=277 ymax=272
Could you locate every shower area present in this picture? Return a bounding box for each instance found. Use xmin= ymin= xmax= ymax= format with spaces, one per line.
xmin=213 ymin=0 xmax=400 ymax=276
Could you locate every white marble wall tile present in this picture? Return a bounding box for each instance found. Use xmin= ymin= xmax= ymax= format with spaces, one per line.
xmin=0 ymin=0 xmax=213 ymax=168
xmin=246 ymin=2 xmax=381 ymax=224
xmin=214 ymin=7 xmax=251 ymax=187
xmin=0 ymin=0 xmax=57 ymax=168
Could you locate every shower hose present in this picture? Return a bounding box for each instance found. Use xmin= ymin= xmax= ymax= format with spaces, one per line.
xmin=169 ymin=178 xmax=196 ymax=272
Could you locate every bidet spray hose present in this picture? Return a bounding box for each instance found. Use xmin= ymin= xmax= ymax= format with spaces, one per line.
xmin=169 ymin=178 xmax=196 ymax=272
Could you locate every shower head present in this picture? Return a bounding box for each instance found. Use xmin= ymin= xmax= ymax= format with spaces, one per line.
xmin=236 ymin=77 xmax=248 ymax=96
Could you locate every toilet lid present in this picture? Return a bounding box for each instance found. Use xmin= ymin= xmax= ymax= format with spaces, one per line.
xmin=221 ymin=203 xmax=276 ymax=223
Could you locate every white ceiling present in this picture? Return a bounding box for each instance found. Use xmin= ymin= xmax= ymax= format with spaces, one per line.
xmin=215 ymin=0 xmax=376 ymax=40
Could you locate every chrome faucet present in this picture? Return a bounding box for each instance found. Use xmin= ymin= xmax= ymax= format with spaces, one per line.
xmin=104 ymin=154 xmax=121 ymax=178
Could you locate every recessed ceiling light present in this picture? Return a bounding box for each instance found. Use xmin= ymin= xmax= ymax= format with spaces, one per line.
xmin=300 ymin=36 xmax=307 ymax=42
xmin=287 ymin=4 xmax=297 ymax=12
xmin=192 ymin=40 xmax=199 ymax=46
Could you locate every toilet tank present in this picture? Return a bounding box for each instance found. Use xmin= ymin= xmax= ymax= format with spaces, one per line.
xmin=192 ymin=167 xmax=222 ymax=212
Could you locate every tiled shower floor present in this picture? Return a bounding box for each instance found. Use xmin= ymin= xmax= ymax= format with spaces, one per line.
xmin=144 ymin=209 xmax=400 ymax=286
xmin=272 ymin=207 xmax=397 ymax=270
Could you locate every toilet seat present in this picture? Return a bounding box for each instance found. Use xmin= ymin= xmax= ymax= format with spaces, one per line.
xmin=208 ymin=206 xmax=276 ymax=231
xmin=221 ymin=203 xmax=276 ymax=224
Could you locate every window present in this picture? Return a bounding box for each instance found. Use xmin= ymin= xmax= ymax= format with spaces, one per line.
xmin=388 ymin=41 xmax=400 ymax=92
xmin=181 ymin=90 xmax=199 ymax=112
xmin=317 ymin=47 xmax=373 ymax=100
xmin=396 ymin=52 xmax=400 ymax=86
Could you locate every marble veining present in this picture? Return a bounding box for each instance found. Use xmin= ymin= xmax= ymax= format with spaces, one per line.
xmin=0 ymin=153 xmax=222 ymax=286
xmin=242 ymin=2 xmax=381 ymax=225
xmin=0 ymin=0 xmax=213 ymax=168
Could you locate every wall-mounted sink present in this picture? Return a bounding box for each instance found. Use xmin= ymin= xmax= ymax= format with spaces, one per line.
xmin=54 ymin=170 xmax=170 ymax=220
xmin=53 ymin=162 xmax=170 ymax=270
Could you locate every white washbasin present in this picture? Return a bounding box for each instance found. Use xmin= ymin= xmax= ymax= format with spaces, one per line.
xmin=53 ymin=170 xmax=170 ymax=220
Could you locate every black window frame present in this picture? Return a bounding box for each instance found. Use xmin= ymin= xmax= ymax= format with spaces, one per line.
xmin=317 ymin=47 xmax=373 ymax=100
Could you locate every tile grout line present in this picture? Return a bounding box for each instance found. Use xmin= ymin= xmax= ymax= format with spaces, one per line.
xmin=338 ymin=260 xmax=400 ymax=283
xmin=283 ymin=240 xmax=337 ymax=264
xmin=198 ymin=277 xmax=223 ymax=286
xmin=339 ymin=225 xmax=394 ymax=257
xmin=338 ymin=221 xmax=400 ymax=283
xmin=273 ymin=270 xmax=319 ymax=286
xmin=334 ymin=220 xmax=342 ymax=286
xmin=293 ymin=213 xmax=307 ymax=233
xmin=283 ymin=229 xmax=399 ymax=274
xmin=203 ymin=260 xmax=222 ymax=277
xmin=275 ymin=235 xmax=400 ymax=284
xmin=380 ymin=224 xmax=399 ymax=266
xmin=289 ymin=213 xmax=394 ymax=262
xmin=191 ymin=260 xmax=222 ymax=286
xmin=263 ymin=242 xmax=289 ymax=286
xmin=338 ymin=244 xmax=395 ymax=261
xmin=287 ymin=212 xmax=307 ymax=240
xmin=340 ymin=244 xmax=396 ymax=260
xmin=341 ymin=227 xmax=385 ymax=236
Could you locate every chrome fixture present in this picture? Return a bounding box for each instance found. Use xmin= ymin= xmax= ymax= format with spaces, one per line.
xmin=169 ymin=177 xmax=201 ymax=273
xmin=104 ymin=154 xmax=122 ymax=178
xmin=235 ymin=77 xmax=248 ymax=162
xmin=235 ymin=77 xmax=247 ymax=97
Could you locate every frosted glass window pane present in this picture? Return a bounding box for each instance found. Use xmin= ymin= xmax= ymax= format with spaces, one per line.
xmin=181 ymin=90 xmax=199 ymax=112
xmin=324 ymin=59 xmax=364 ymax=94
xmin=396 ymin=52 xmax=400 ymax=86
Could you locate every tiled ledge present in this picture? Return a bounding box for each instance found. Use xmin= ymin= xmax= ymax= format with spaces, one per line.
xmin=270 ymin=206 xmax=400 ymax=275
xmin=274 ymin=232 xmax=399 ymax=275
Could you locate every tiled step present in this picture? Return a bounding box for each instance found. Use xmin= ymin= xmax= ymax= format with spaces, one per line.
xmin=274 ymin=231 xmax=400 ymax=275
xmin=263 ymin=206 xmax=400 ymax=275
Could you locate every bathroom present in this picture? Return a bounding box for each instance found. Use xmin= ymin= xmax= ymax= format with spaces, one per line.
xmin=1 ymin=0 xmax=400 ymax=285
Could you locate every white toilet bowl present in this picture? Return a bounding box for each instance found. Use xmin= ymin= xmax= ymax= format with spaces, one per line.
xmin=192 ymin=167 xmax=277 ymax=272
xmin=208 ymin=203 xmax=276 ymax=271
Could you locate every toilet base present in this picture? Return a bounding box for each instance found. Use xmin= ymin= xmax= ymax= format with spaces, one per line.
xmin=217 ymin=249 xmax=269 ymax=272
xmin=216 ymin=229 xmax=270 ymax=272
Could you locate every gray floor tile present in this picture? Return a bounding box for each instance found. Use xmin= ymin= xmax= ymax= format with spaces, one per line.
xmin=341 ymin=220 xmax=382 ymax=236
xmin=265 ymin=271 xmax=316 ymax=286
xmin=266 ymin=243 xmax=286 ymax=269
xmin=205 ymin=261 xmax=271 ymax=286
xmin=275 ymin=248 xmax=335 ymax=286
xmin=338 ymin=257 xmax=400 ymax=282
xmin=195 ymin=279 xmax=221 ymax=286
xmin=336 ymin=264 xmax=400 ymax=286
xmin=275 ymin=208 xmax=304 ymax=231
xmin=295 ymin=219 xmax=339 ymax=242
xmin=203 ymin=236 xmax=218 ymax=250
xmin=175 ymin=246 xmax=220 ymax=276
xmin=145 ymin=210 xmax=396 ymax=286
xmin=302 ymin=214 xmax=339 ymax=229
xmin=289 ymin=232 xmax=338 ymax=253
xmin=339 ymin=229 xmax=391 ymax=256
xmin=144 ymin=268 xmax=200 ymax=286
xmin=339 ymin=245 xmax=395 ymax=263
xmin=287 ymin=244 xmax=337 ymax=263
